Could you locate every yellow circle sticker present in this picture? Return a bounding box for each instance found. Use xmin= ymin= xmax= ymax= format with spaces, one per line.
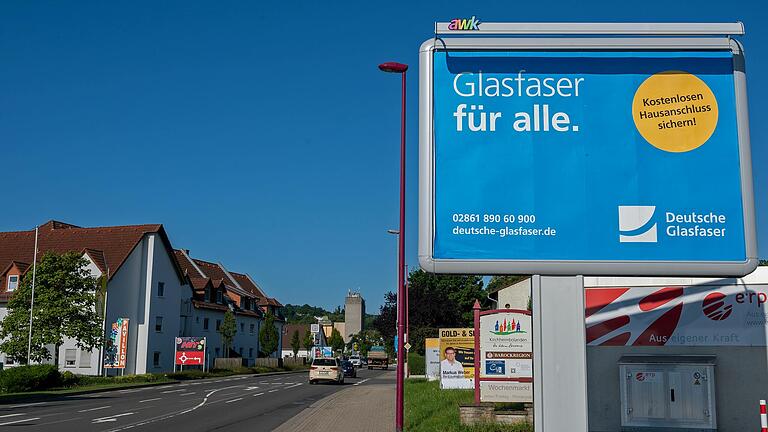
xmin=631 ymin=71 xmax=718 ymax=153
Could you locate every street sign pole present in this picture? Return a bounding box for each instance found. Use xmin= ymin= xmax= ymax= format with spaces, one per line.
xmin=533 ymin=276 xmax=588 ymax=432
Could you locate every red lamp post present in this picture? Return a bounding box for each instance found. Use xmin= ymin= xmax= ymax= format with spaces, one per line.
xmin=379 ymin=60 xmax=408 ymax=432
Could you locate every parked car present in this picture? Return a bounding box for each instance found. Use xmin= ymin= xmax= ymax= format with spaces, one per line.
xmin=349 ymin=355 xmax=362 ymax=367
xmin=341 ymin=360 xmax=357 ymax=378
xmin=309 ymin=357 xmax=344 ymax=384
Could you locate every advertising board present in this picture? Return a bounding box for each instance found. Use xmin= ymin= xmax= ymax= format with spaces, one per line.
xmin=425 ymin=338 xmax=440 ymax=381
xmin=419 ymin=37 xmax=756 ymax=276
xmin=586 ymin=282 xmax=768 ymax=346
xmin=175 ymin=337 xmax=206 ymax=365
xmin=439 ymin=328 xmax=475 ymax=389
xmin=477 ymin=311 xmax=533 ymax=402
xmin=104 ymin=317 xmax=129 ymax=369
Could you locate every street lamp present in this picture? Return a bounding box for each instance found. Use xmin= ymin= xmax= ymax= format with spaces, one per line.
xmin=379 ymin=60 xmax=408 ymax=432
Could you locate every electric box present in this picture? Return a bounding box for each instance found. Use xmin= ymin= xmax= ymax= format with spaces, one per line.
xmin=619 ymin=356 xmax=716 ymax=432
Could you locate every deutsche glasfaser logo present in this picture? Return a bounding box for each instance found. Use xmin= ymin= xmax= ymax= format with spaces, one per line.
xmin=618 ymin=206 xmax=657 ymax=243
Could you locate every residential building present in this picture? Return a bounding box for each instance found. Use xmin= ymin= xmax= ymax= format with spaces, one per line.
xmin=280 ymin=323 xmax=327 ymax=358
xmin=0 ymin=221 xmax=186 ymax=374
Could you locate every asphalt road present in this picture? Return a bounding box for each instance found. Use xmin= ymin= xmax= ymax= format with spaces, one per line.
xmin=0 ymin=368 xmax=388 ymax=431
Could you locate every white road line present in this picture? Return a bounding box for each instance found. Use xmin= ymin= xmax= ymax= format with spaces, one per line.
xmin=224 ymin=398 xmax=243 ymax=404
xmin=244 ymin=386 xmax=259 ymax=391
xmin=139 ymin=398 xmax=162 ymax=403
xmin=105 ymin=385 xmax=241 ymax=432
xmin=253 ymin=392 xmax=265 ymax=397
xmin=4 ymin=402 xmax=45 ymax=408
xmin=0 ymin=413 xmax=24 ymax=419
xmin=268 ymin=389 xmax=279 ymax=393
xmin=0 ymin=417 xmax=40 ymax=426
xmin=155 ymin=385 xmax=174 ymax=389
xmin=78 ymin=406 xmax=111 ymax=413
xmin=354 ymin=378 xmax=370 ymax=386
xmin=162 ymin=389 xmax=186 ymax=394
xmin=180 ymin=392 xmax=195 ymax=396
xmin=285 ymin=383 xmax=302 ymax=389
xmin=93 ymin=412 xmax=134 ymax=424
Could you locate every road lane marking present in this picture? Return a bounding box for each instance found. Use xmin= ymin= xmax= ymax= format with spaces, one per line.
xmin=253 ymin=392 xmax=264 ymax=397
xmin=162 ymin=389 xmax=186 ymax=394
xmin=106 ymin=385 xmax=241 ymax=431
xmin=139 ymin=398 xmax=162 ymax=403
xmin=245 ymin=386 xmax=259 ymax=391
xmin=3 ymin=402 xmax=45 ymax=408
xmin=180 ymin=392 xmax=195 ymax=396
xmin=354 ymin=378 xmax=370 ymax=386
xmin=0 ymin=417 xmax=40 ymax=426
xmin=224 ymin=398 xmax=243 ymax=404
xmin=268 ymin=389 xmax=279 ymax=393
xmin=0 ymin=413 xmax=24 ymax=419
xmin=78 ymin=406 xmax=111 ymax=413
xmin=155 ymin=385 xmax=174 ymax=389
xmin=285 ymin=383 xmax=302 ymax=389
xmin=93 ymin=412 xmax=134 ymax=424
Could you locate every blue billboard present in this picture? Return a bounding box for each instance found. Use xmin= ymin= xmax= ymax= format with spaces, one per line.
xmin=420 ymin=40 xmax=756 ymax=275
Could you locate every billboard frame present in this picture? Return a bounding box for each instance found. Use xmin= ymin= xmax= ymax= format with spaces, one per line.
xmin=418 ymin=36 xmax=757 ymax=276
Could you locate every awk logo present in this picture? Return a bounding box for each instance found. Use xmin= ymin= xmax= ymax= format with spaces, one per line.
xmin=448 ymin=16 xmax=481 ymax=31
xmin=618 ymin=206 xmax=657 ymax=243
xmin=702 ymin=292 xmax=733 ymax=321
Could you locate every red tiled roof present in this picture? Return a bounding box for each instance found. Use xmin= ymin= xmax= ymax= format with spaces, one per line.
xmin=281 ymin=324 xmax=310 ymax=349
xmin=0 ymin=220 xmax=183 ymax=282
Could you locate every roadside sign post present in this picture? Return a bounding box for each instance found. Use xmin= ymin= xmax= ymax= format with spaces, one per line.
xmin=419 ymin=22 xmax=755 ymax=432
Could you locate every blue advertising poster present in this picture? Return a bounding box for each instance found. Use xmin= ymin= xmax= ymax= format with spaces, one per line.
xmin=432 ymin=50 xmax=749 ymax=264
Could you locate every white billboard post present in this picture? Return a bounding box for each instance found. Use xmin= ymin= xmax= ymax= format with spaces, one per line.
xmin=419 ymin=22 xmax=755 ymax=431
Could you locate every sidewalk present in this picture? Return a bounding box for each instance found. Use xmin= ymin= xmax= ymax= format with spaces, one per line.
xmin=274 ymin=370 xmax=395 ymax=432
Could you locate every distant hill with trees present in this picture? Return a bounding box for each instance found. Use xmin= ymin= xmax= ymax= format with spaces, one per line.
xmin=283 ymin=303 xmax=377 ymax=326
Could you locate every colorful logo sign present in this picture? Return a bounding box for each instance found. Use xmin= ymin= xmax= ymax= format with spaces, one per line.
xmin=104 ymin=317 xmax=129 ymax=369
xmin=491 ymin=317 xmax=525 ymax=335
xmin=447 ymin=16 xmax=480 ymax=31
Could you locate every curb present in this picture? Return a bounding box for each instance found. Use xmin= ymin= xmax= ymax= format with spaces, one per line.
xmin=0 ymin=368 xmax=308 ymax=405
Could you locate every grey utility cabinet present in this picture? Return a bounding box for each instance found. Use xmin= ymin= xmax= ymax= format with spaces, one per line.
xmin=619 ymin=356 xmax=717 ymax=432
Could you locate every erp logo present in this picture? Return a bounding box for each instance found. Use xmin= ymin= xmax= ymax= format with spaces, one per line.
xmin=702 ymin=292 xmax=733 ymax=321
xmin=485 ymin=360 xmax=505 ymax=375
xmin=618 ymin=206 xmax=657 ymax=243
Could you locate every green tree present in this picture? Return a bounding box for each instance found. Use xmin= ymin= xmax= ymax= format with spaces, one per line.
xmin=290 ymin=329 xmax=300 ymax=357
xmin=259 ymin=312 xmax=279 ymax=357
xmin=328 ymin=328 xmax=345 ymax=353
xmin=0 ymin=252 xmax=102 ymax=363
xmin=301 ymin=329 xmax=313 ymax=353
xmin=218 ymin=310 xmax=237 ymax=357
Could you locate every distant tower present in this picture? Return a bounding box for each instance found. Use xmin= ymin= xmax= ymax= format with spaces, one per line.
xmin=344 ymin=290 xmax=366 ymax=342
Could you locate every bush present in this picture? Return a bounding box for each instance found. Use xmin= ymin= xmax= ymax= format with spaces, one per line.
xmin=60 ymin=371 xmax=80 ymax=387
xmin=408 ymin=352 xmax=425 ymax=375
xmin=165 ymin=370 xmax=207 ymax=380
xmin=0 ymin=365 xmax=62 ymax=393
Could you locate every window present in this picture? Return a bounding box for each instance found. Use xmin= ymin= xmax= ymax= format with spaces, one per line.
xmin=203 ymin=318 xmax=209 ymax=331
xmin=196 ymin=317 xmax=200 ymax=324
xmin=65 ymin=349 xmax=76 ymax=367
xmin=216 ymin=290 xmax=223 ymax=304
xmin=157 ymin=282 xmax=165 ymax=297
xmin=155 ymin=316 xmax=163 ymax=332
xmin=205 ymin=287 xmax=211 ymax=302
xmin=240 ymin=323 xmax=244 ymax=332
xmin=5 ymin=357 xmax=14 ymax=365
xmin=249 ymin=324 xmax=255 ymax=334
xmin=215 ymin=347 xmax=220 ymax=357
xmin=7 ymin=275 xmax=18 ymax=292
xmin=249 ymin=348 xmax=253 ymax=358
xmin=153 ymin=352 xmax=161 ymax=367
xmin=80 ymin=350 xmax=91 ymax=368
xmin=216 ymin=320 xmax=221 ymax=331
xmin=239 ymin=347 xmax=243 ymax=356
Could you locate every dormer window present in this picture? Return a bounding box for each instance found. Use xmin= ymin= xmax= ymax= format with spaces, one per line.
xmin=7 ymin=275 xmax=18 ymax=292
xmin=205 ymin=287 xmax=211 ymax=302
xmin=216 ymin=290 xmax=223 ymax=304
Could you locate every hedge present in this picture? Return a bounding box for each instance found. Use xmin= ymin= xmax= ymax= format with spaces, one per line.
xmin=0 ymin=364 xmax=62 ymax=393
xmin=408 ymin=352 xmax=426 ymax=375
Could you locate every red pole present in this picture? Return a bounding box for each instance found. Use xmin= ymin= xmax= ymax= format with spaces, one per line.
xmin=473 ymin=300 xmax=481 ymax=406
xmin=395 ymin=68 xmax=407 ymax=432
xmin=760 ymin=399 xmax=767 ymax=432
xmin=378 ymin=60 xmax=408 ymax=432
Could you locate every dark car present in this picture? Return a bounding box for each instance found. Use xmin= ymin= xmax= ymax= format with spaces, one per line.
xmin=341 ymin=360 xmax=357 ymax=378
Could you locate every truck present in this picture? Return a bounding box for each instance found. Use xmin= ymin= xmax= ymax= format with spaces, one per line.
xmin=367 ymin=346 xmax=389 ymax=370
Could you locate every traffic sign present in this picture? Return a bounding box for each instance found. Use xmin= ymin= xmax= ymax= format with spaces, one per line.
xmin=419 ymin=37 xmax=757 ymax=276
xmin=404 ymin=342 xmax=412 ymax=351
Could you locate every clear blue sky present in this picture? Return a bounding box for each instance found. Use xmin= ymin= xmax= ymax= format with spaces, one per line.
xmin=1 ymin=1 xmax=765 ymax=311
